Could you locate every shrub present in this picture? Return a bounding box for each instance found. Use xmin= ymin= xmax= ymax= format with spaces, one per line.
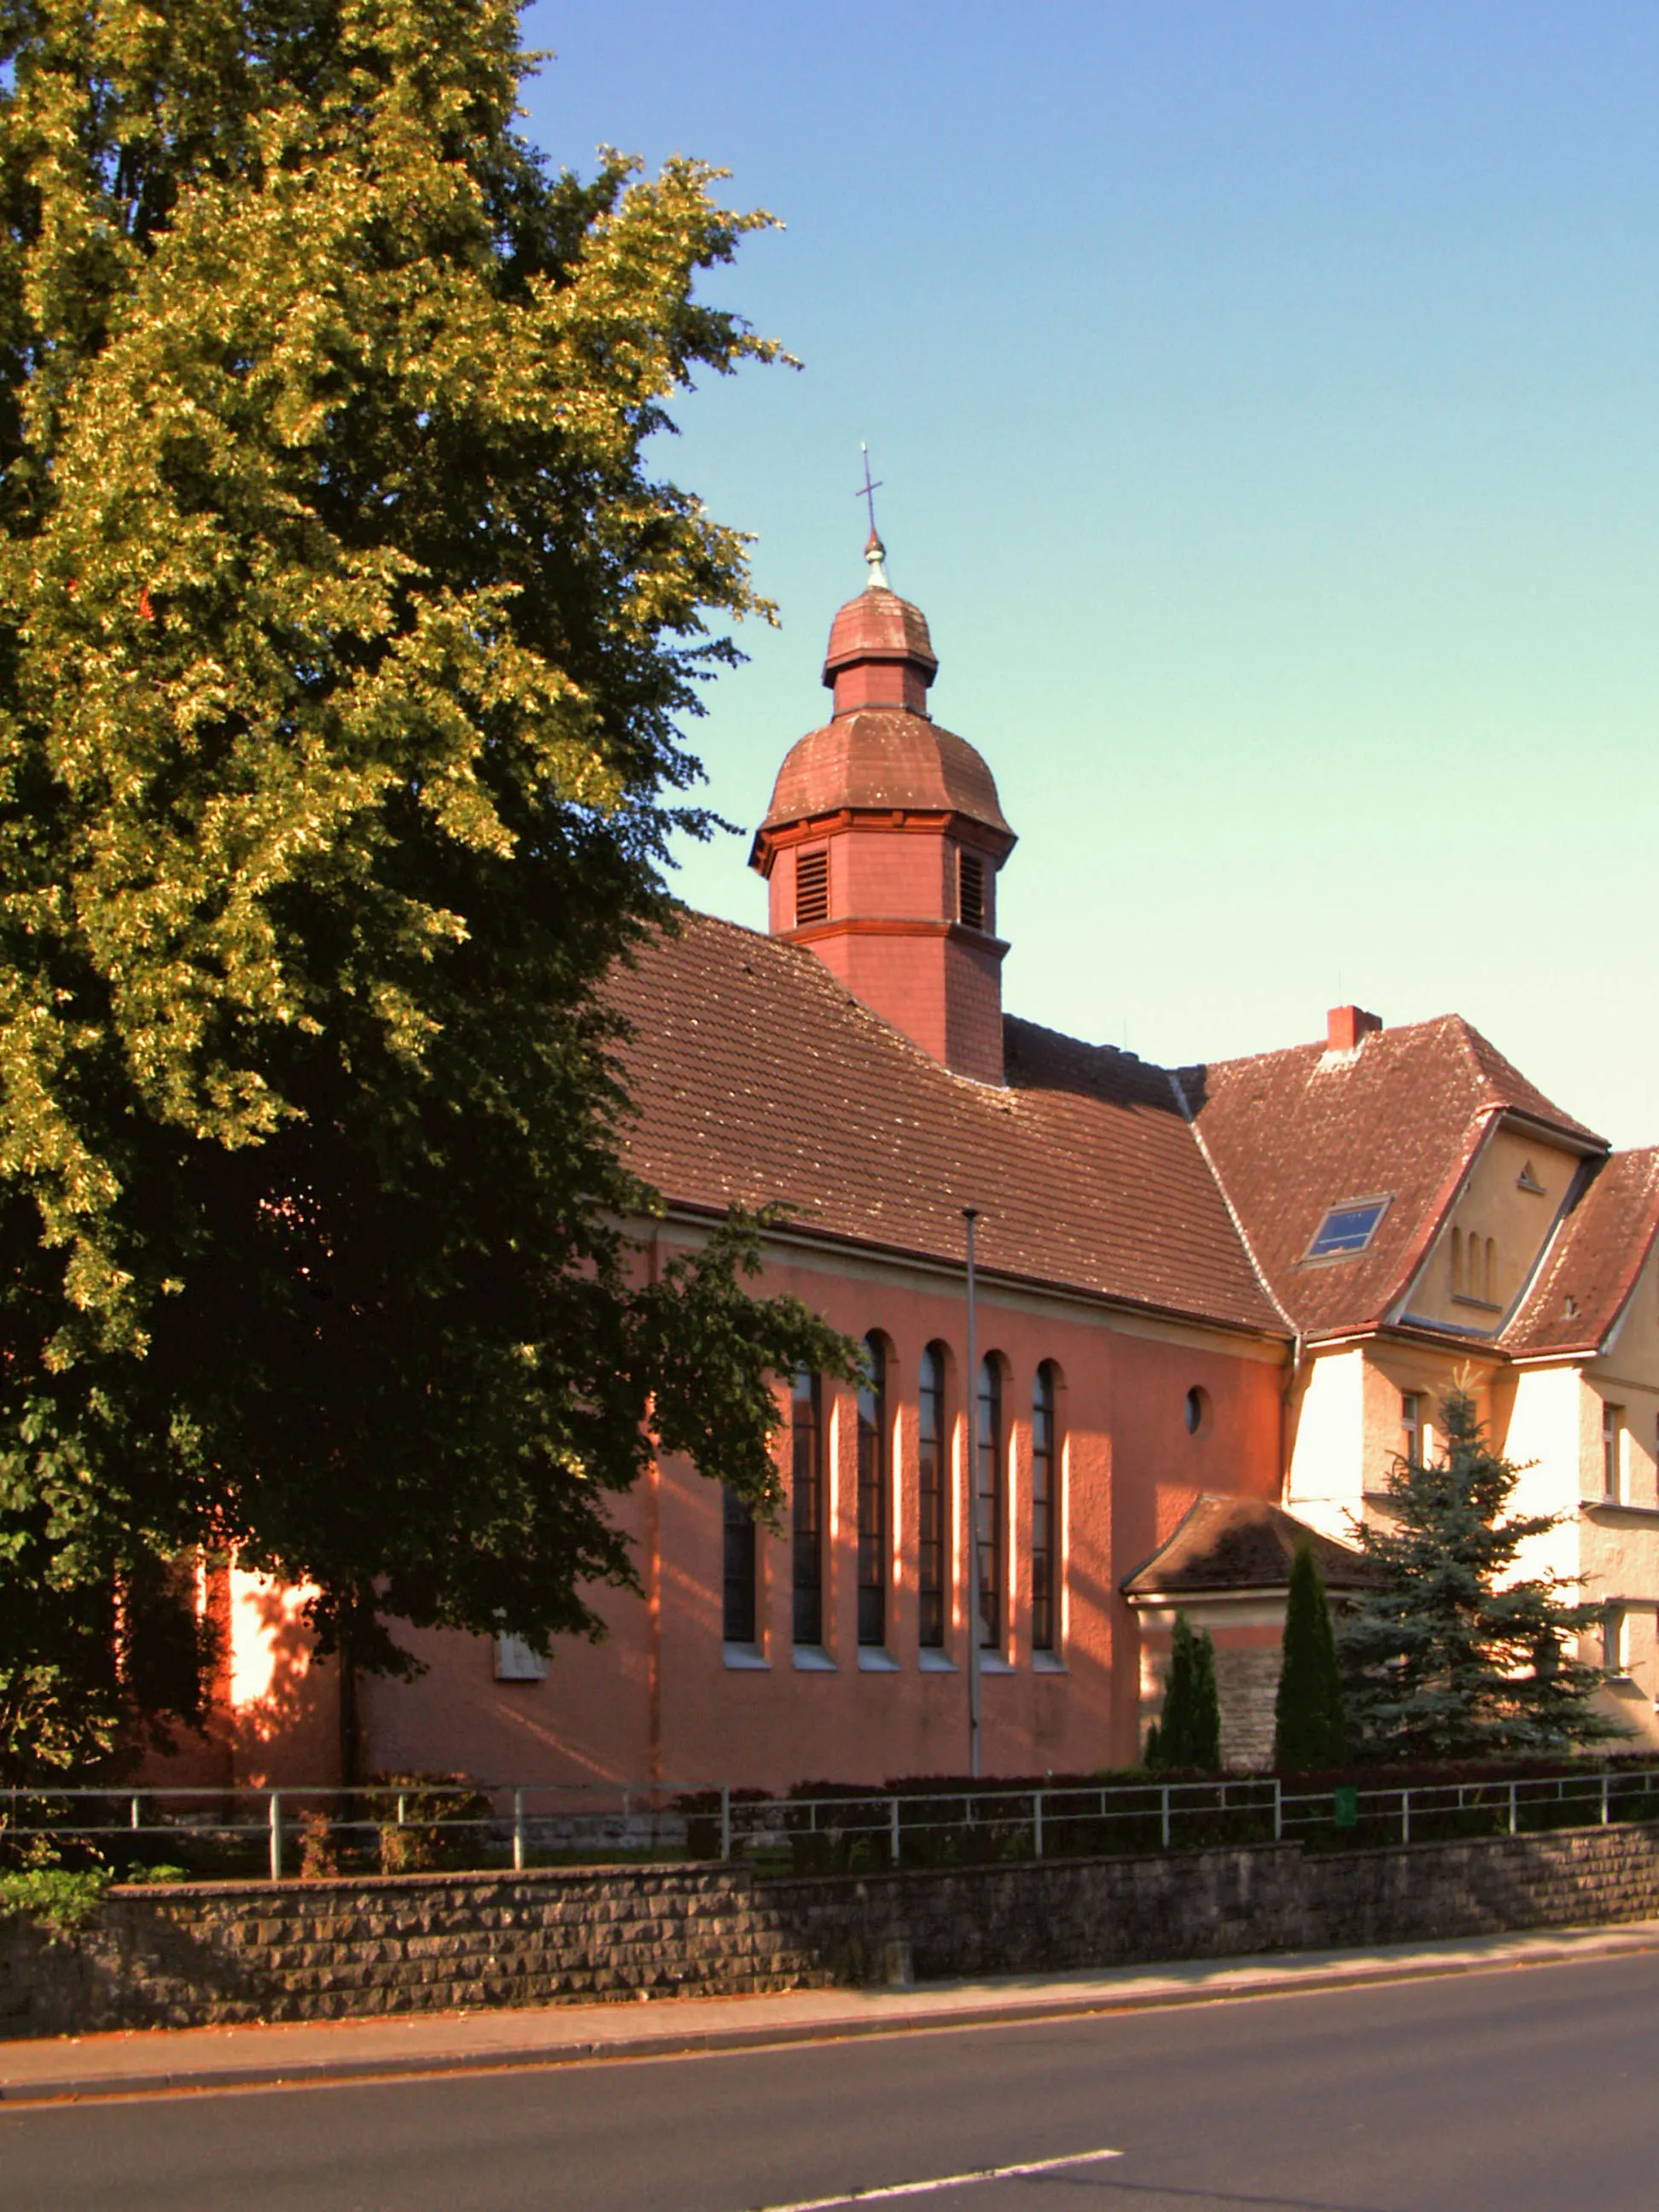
xmin=370 ymin=1774 xmax=492 ymax=1874
xmin=1274 ymin=1543 xmax=1348 ymax=1771
xmin=0 ymin=1866 xmax=110 ymax=1935
xmin=1148 ymin=1612 xmax=1221 ymax=1772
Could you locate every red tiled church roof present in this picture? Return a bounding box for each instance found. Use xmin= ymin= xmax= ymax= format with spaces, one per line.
xmin=608 ymin=911 xmax=1282 ymax=1334
xmin=1504 ymin=1148 xmax=1659 ymax=1358
xmin=1179 ymin=1016 xmax=1605 ymax=1341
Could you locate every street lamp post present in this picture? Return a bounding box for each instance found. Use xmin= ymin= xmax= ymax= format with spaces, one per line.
xmin=963 ymin=1207 xmax=981 ymax=1781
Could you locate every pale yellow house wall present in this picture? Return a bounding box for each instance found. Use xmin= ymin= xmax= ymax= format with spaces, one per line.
xmin=1284 ymin=1348 xmax=1365 ymax=1542
xmin=1576 ymin=1239 xmax=1659 ymax=1741
xmin=1406 ymin=1125 xmax=1580 ymax=1337
xmin=1503 ymin=1365 xmax=1584 ymax=1593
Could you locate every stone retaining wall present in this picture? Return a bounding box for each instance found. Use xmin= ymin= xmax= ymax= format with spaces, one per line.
xmin=8 ymin=1820 xmax=1659 ymax=2040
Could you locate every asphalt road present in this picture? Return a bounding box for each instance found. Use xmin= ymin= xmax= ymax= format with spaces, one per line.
xmin=6 ymin=1950 xmax=1659 ymax=2212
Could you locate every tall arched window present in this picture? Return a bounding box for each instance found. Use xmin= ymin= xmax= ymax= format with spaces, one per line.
xmin=976 ymin=1357 xmax=1004 ymax=1650
xmin=723 ymin=1486 xmax=756 ymax=1646
xmin=1484 ymin=1237 xmax=1497 ymax=1303
xmin=1450 ymin=1227 xmax=1464 ymax=1295
xmin=918 ymin=1343 xmax=948 ymax=1650
xmin=1032 ymin=1364 xmax=1059 ymax=1652
xmin=792 ymin=1368 xmax=824 ymax=1648
xmin=857 ymin=1338 xmax=888 ymax=1648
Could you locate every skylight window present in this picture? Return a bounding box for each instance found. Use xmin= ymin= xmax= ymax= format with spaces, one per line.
xmin=1305 ymin=1198 xmax=1390 ymax=1261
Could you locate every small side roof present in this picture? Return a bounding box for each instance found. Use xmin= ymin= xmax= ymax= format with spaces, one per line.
xmin=1504 ymin=1147 xmax=1659 ymax=1358
xmin=1121 ymin=1494 xmax=1379 ymax=1599
xmin=1181 ymin=1015 xmax=1606 ymax=1341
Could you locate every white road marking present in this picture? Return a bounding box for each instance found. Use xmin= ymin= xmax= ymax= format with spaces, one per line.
xmin=748 ymin=2145 xmax=1123 ymax=2209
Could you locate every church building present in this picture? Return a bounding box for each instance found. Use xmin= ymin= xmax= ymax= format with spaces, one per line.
xmin=220 ymin=535 xmax=1659 ymax=1789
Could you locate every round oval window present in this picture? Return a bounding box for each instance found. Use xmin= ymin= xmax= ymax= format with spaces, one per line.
xmin=1185 ymin=1385 xmax=1210 ymax=1436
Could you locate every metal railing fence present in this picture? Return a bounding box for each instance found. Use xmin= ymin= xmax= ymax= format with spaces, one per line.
xmin=5 ymin=1762 xmax=1659 ymax=1884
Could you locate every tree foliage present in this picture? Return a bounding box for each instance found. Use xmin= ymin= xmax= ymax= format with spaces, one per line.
xmin=1145 ymin=1611 xmax=1221 ymax=1773
xmin=1272 ymin=1541 xmax=1348 ymax=1772
xmin=0 ymin=0 xmax=854 ymax=1765
xmin=1341 ymin=1389 xmax=1613 ymax=1761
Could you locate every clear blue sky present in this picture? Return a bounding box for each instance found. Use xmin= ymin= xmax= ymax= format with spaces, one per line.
xmin=521 ymin=2 xmax=1659 ymax=1146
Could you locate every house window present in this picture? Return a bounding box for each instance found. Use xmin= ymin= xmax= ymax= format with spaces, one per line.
xmin=1400 ymin=1392 xmax=1422 ymax=1469
xmin=493 ymin=1633 xmax=548 ymax=1682
xmin=1484 ymin=1237 xmax=1497 ymax=1304
xmin=1604 ymin=1607 xmax=1627 ymax=1674
xmin=1450 ymin=1227 xmax=1464 ymax=1295
xmin=857 ymin=1337 xmax=888 ymax=1649
xmin=1032 ymin=1363 xmax=1059 ymax=1652
xmin=918 ymin=1342 xmax=948 ymax=1649
xmin=976 ymin=1358 xmax=1004 ymax=1650
xmin=1305 ymin=1198 xmax=1389 ymax=1261
xmin=795 ymin=847 xmax=829 ymax=928
xmin=958 ymin=849 xmax=986 ymax=931
xmin=1604 ymin=1404 xmax=1624 ymax=1502
xmin=723 ymin=1486 xmax=757 ymax=1646
xmin=792 ymin=1368 xmax=824 ymax=1646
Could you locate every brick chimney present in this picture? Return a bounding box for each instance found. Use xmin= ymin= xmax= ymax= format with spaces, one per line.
xmin=1327 ymin=1004 xmax=1382 ymax=1051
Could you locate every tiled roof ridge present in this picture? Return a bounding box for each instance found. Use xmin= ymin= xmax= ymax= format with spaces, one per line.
xmin=1447 ymin=1015 xmax=1606 ymax=1148
xmin=653 ymin=906 xmax=1010 ymax=1092
xmin=608 ymin=908 xmax=1284 ymax=1334
xmin=1000 ymin=1010 xmax=1157 ymax=1074
xmin=1197 ymin=1010 xmax=1452 ymax=1080
xmin=1502 ymin=1145 xmax=1659 ymax=1359
xmin=1197 ymin=1009 xmax=1604 ymax=1150
xmin=1167 ymin=1068 xmax=1299 ymax=1335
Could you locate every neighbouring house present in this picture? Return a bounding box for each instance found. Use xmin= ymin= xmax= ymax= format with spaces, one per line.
xmin=201 ymin=533 xmax=1659 ymax=1790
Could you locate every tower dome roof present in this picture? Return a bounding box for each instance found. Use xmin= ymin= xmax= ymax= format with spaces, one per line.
xmin=760 ymin=712 xmax=1011 ymax=837
xmin=821 ymin=583 xmax=939 ymax=690
xmin=757 ymin=543 xmax=1011 ymax=841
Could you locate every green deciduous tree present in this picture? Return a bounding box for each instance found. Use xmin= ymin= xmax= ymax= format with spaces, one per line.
xmin=1341 ymin=1389 xmax=1612 ymax=1761
xmin=1272 ymin=1541 xmax=1348 ymax=1772
xmin=0 ymin=0 xmax=854 ymax=1773
xmin=1146 ymin=1610 xmax=1221 ymax=1773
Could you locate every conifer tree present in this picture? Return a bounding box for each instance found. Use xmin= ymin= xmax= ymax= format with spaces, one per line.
xmin=1342 ymin=1389 xmax=1612 ymax=1761
xmin=0 ymin=0 xmax=856 ymax=1767
xmin=1147 ymin=1611 xmax=1223 ymax=1771
xmin=1272 ymin=1541 xmax=1348 ymax=1771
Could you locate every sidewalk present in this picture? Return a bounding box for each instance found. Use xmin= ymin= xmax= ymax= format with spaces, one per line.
xmin=7 ymin=1918 xmax=1659 ymax=2105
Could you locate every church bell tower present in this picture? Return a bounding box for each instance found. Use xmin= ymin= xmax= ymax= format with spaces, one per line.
xmin=749 ymin=534 xmax=1016 ymax=1086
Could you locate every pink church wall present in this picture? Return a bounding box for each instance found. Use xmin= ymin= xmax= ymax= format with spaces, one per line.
xmin=212 ymin=1233 xmax=1284 ymax=1793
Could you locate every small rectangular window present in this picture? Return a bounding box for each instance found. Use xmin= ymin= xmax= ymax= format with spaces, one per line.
xmin=1604 ymin=1404 xmax=1623 ymax=1502
xmin=723 ymin=1486 xmax=757 ymax=1645
xmin=795 ymin=847 xmax=829 ymax=928
xmin=493 ymin=1633 xmax=548 ymax=1682
xmin=918 ymin=1344 xmax=947 ymax=1650
xmin=1400 ymin=1392 xmax=1422 ymax=1470
xmin=1032 ymin=1365 xmax=1059 ymax=1652
xmin=958 ymin=849 xmax=986 ymax=931
xmin=792 ymin=1369 xmax=824 ymax=1647
xmin=976 ymin=1359 xmax=1004 ymax=1650
xmin=857 ymin=1340 xmax=888 ymax=1649
xmin=1305 ymin=1198 xmax=1389 ymax=1260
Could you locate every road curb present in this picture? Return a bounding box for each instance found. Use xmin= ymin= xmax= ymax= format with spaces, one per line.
xmin=9 ymin=1927 xmax=1659 ymax=2105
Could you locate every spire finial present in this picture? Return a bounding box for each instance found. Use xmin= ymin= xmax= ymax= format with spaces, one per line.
xmin=855 ymin=442 xmax=888 ymax=589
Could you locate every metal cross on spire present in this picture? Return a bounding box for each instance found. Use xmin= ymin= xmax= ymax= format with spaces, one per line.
xmin=855 ymin=443 xmax=889 ymax=588
xmin=855 ymin=442 xmax=883 ymax=537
